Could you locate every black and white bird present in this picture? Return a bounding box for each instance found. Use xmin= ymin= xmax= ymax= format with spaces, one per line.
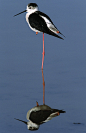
xmin=15 ymin=102 xmax=66 ymax=130
xmin=14 ymin=3 xmax=65 ymax=69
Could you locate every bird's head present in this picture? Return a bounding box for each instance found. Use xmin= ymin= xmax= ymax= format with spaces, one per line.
xmin=27 ymin=121 xmax=39 ymax=131
xmin=26 ymin=3 xmax=38 ymax=14
xmin=14 ymin=118 xmax=39 ymax=131
xmin=14 ymin=3 xmax=38 ymax=17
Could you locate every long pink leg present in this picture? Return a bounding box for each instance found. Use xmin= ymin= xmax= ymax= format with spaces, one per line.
xmin=41 ymin=33 xmax=45 ymax=70
xmin=42 ymin=69 xmax=45 ymax=105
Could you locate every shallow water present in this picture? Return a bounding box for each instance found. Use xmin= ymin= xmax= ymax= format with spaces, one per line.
xmin=0 ymin=0 xmax=86 ymax=132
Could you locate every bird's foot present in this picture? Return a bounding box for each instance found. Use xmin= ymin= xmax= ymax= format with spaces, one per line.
xmin=56 ymin=112 xmax=60 ymax=116
xmin=57 ymin=31 xmax=59 ymax=34
xmin=36 ymin=32 xmax=38 ymax=35
xmin=36 ymin=101 xmax=39 ymax=106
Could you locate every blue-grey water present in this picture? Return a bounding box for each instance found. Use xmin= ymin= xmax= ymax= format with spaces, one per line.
xmin=0 ymin=0 xmax=86 ymax=132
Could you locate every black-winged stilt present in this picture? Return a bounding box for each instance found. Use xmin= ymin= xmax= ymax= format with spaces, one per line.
xmin=14 ymin=3 xmax=65 ymax=69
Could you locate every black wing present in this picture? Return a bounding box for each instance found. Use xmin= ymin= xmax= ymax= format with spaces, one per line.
xmin=29 ymin=12 xmax=64 ymax=39
xmin=29 ymin=110 xmax=52 ymax=124
xmin=36 ymin=11 xmax=65 ymax=38
xmin=29 ymin=12 xmax=49 ymax=33
xmin=29 ymin=109 xmax=65 ymax=124
xmin=36 ymin=11 xmax=55 ymax=26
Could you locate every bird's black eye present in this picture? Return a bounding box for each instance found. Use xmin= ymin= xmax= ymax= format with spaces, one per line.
xmin=29 ymin=127 xmax=32 ymax=130
xmin=29 ymin=6 xmax=31 ymax=9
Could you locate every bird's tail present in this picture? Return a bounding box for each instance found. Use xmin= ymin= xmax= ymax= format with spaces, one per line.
xmin=59 ymin=110 xmax=66 ymax=113
xmin=51 ymin=109 xmax=66 ymax=114
xmin=47 ymin=29 xmax=64 ymax=40
xmin=59 ymin=31 xmax=65 ymax=38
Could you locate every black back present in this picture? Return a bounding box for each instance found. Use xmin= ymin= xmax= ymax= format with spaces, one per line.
xmin=29 ymin=12 xmax=49 ymax=33
xmin=29 ymin=11 xmax=63 ymax=39
xmin=29 ymin=109 xmax=60 ymax=124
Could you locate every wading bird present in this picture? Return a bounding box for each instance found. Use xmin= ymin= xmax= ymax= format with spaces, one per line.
xmin=15 ymin=102 xmax=66 ymax=130
xmin=14 ymin=3 xmax=65 ymax=69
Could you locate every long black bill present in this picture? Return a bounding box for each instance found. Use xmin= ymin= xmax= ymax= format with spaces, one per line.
xmin=14 ymin=118 xmax=27 ymax=125
xmin=14 ymin=10 xmax=26 ymax=17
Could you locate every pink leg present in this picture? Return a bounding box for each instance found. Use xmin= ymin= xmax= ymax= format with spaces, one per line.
xmin=41 ymin=33 xmax=45 ymax=70
xmin=42 ymin=69 xmax=45 ymax=105
xmin=36 ymin=101 xmax=39 ymax=107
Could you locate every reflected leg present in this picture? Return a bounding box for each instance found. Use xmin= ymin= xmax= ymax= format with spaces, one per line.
xmin=42 ymin=69 xmax=45 ymax=105
xmin=36 ymin=101 xmax=39 ymax=106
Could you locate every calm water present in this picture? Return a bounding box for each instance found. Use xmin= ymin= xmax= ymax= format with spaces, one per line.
xmin=0 ymin=0 xmax=86 ymax=133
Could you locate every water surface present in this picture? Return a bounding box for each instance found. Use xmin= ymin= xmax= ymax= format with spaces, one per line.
xmin=0 ymin=0 xmax=86 ymax=133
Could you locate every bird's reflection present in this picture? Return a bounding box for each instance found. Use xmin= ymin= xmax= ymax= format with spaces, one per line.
xmin=15 ymin=70 xmax=66 ymax=130
xmin=15 ymin=102 xmax=65 ymax=130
